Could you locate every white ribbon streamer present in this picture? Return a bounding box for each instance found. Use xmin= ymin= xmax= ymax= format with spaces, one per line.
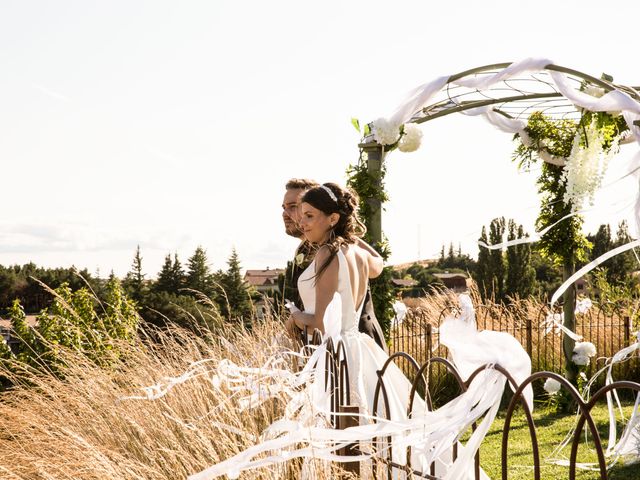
xmin=453 ymin=58 xmax=553 ymax=90
xmin=389 ymin=76 xmax=449 ymax=126
xmin=183 ymin=295 xmax=529 ymax=480
xmin=549 ymin=71 xmax=640 ymax=116
xmin=550 ymin=239 xmax=640 ymax=307
xmin=476 ymin=203 xmax=591 ymax=251
xmin=549 ymin=332 xmax=640 ymax=469
xmin=541 ymin=312 xmax=583 ymax=341
xmin=385 ymin=58 xmax=640 ymax=238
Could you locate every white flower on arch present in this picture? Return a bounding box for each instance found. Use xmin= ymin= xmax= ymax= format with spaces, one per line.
xmin=398 ymin=124 xmax=423 ymax=152
xmin=561 ymin=117 xmax=620 ymax=212
xmin=584 ymin=85 xmax=605 ymax=98
xmin=372 ymin=118 xmax=401 ymax=146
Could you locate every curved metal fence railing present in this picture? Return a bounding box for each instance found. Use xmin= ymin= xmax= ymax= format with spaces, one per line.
xmin=304 ymin=326 xmax=640 ymax=479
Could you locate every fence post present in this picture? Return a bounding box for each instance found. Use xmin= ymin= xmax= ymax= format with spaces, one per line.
xmin=624 ymin=316 xmax=631 ymax=345
xmin=526 ymin=319 xmax=533 ymax=358
xmin=425 ymin=322 xmax=433 ymax=393
xmin=337 ymin=405 xmax=360 ymax=474
xmin=624 ymin=316 xmax=631 ymax=378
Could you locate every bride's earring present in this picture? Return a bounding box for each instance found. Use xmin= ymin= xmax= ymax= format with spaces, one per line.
xmin=328 ymin=225 xmax=336 ymax=243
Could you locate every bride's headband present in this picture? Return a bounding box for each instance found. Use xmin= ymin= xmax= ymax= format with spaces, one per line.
xmin=320 ymin=185 xmax=338 ymax=203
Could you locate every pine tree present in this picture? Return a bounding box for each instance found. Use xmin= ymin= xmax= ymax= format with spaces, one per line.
xmin=155 ymin=252 xmax=185 ymax=294
xmin=218 ymin=248 xmax=253 ymax=323
xmin=475 ymin=226 xmax=491 ymax=299
xmin=171 ymin=253 xmax=185 ymax=292
xmin=447 ymin=243 xmax=455 ymax=266
xmin=124 ymin=245 xmax=146 ymax=302
xmin=155 ymin=254 xmax=174 ymax=293
xmin=488 ymin=217 xmax=506 ymax=302
xmin=588 ymin=224 xmax=612 ymax=260
xmin=505 ymin=220 xmax=536 ymax=299
xmin=185 ymin=246 xmax=214 ymax=297
xmin=609 ymin=220 xmax=636 ymax=285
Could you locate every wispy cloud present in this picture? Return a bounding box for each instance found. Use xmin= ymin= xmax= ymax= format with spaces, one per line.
xmin=31 ymin=82 xmax=69 ymax=102
xmin=0 ymin=223 xmax=193 ymax=254
xmin=143 ymin=146 xmax=182 ymax=167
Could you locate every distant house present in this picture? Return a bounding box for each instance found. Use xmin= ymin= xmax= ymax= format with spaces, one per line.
xmin=243 ymin=268 xmax=286 ymax=320
xmin=0 ymin=315 xmax=38 ymax=353
xmin=392 ymin=259 xmax=438 ymax=272
xmin=244 ymin=268 xmax=285 ymax=294
xmin=391 ymin=277 xmax=419 ymax=297
xmin=433 ymin=272 xmax=470 ymax=293
xmin=391 ymin=278 xmax=418 ymax=288
xmin=575 ymin=277 xmax=587 ymax=293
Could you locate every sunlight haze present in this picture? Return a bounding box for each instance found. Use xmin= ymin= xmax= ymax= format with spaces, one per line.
xmin=1 ymin=0 xmax=638 ymax=277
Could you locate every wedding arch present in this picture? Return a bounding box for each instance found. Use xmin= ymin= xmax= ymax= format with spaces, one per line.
xmin=350 ymin=58 xmax=640 ymax=384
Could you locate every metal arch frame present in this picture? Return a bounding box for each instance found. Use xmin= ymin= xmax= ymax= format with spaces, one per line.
xmin=357 ymin=61 xmax=640 ymax=246
xmin=398 ymin=62 xmax=640 ymax=126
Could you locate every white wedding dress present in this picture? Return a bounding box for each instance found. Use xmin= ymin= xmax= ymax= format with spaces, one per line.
xmin=189 ymin=249 xmax=532 ymax=480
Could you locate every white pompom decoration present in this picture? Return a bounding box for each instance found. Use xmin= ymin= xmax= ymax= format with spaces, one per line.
xmin=372 ymin=118 xmax=401 ymax=146
xmin=398 ymin=123 xmax=423 ymax=152
xmin=543 ymin=378 xmax=562 ymax=394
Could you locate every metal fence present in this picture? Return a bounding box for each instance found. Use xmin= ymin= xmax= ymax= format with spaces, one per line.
xmin=390 ymin=303 xmax=640 ymax=388
xmin=305 ymin=327 xmax=640 ymax=479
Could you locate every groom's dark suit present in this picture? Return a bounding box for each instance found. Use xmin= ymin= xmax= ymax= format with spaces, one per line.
xmin=358 ymin=289 xmax=387 ymax=353
xmin=284 ymin=241 xmax=388 ymax=353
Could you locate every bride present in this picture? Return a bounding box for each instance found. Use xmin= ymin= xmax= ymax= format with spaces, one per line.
xmin=190 ymin=182 xmax=531 ymax=480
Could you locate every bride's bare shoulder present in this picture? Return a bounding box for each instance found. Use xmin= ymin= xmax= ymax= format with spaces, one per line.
xmin=352 ymin=241 xmax=383 ymax=278
xmin=340 ymin=243 xmax=360 ymax=259
xmin=314 ymin=245 xmax=339 ymax=270
xmin=343 ymin=244 xmax=369 ymax=273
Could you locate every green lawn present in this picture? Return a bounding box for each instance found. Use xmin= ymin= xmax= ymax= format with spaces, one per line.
xmin=476 ymin=403 xmax=639 ymax=480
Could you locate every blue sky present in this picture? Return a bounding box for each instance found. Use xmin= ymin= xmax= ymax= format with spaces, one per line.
xmin=1 ymin=0 xmax=638 ymax=277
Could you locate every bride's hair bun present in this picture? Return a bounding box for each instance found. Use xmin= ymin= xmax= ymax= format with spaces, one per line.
xmin=320 ymin=183 xmax=356 ymax=215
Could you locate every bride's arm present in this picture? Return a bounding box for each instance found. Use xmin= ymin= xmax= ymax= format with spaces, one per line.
xmin=356 ymin=238 xmax=384 ymax=278
xmin=291 ymin=247 xmax=339 ymax=333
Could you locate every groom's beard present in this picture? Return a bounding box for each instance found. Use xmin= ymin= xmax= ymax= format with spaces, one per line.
xmin=285 ymin=221 xmax=303 ymax=238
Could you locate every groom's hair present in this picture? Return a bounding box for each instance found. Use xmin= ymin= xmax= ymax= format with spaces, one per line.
xmin=285 ymin=178 xmax=319 ymax=190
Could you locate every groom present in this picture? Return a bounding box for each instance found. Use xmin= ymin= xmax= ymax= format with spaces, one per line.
xmin=281 ymin=178 xmax=388 ymax=352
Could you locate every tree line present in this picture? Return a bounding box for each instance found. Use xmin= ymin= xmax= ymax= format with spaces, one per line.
xmin=121 ymin=245 xmax=255 ymax=329
xmin=0 ymin=246 xmax=256 ymax=331
xmin=0 ymin=246 xmax=256 ymax=386
xmin=392 ymin=220 xmax=638 ymax=302
xmin=1 ymin=222 xmax=636 ymax=326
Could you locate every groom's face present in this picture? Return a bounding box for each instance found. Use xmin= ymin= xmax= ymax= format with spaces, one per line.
xmin=282 ymin=188 xmax=304 ymax=238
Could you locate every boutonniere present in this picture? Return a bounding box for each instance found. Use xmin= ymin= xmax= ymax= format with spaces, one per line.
xmin=295 ymin=253 xmax=305 ymax=266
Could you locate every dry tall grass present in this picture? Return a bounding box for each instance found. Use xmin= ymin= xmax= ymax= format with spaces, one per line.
xmin=391 ymin=285 xmax=545 ymax=366
xmin=0 ymin=320 xmax=357 ymax=480
xmin=1 ymin=289 xmax=637 ymax=479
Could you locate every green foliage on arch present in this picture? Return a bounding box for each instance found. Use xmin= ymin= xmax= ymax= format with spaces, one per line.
xmin=346 ymin=149 xmax=394 ymax=338
xmin=512 ymin=110 xmax=627 ymax=266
